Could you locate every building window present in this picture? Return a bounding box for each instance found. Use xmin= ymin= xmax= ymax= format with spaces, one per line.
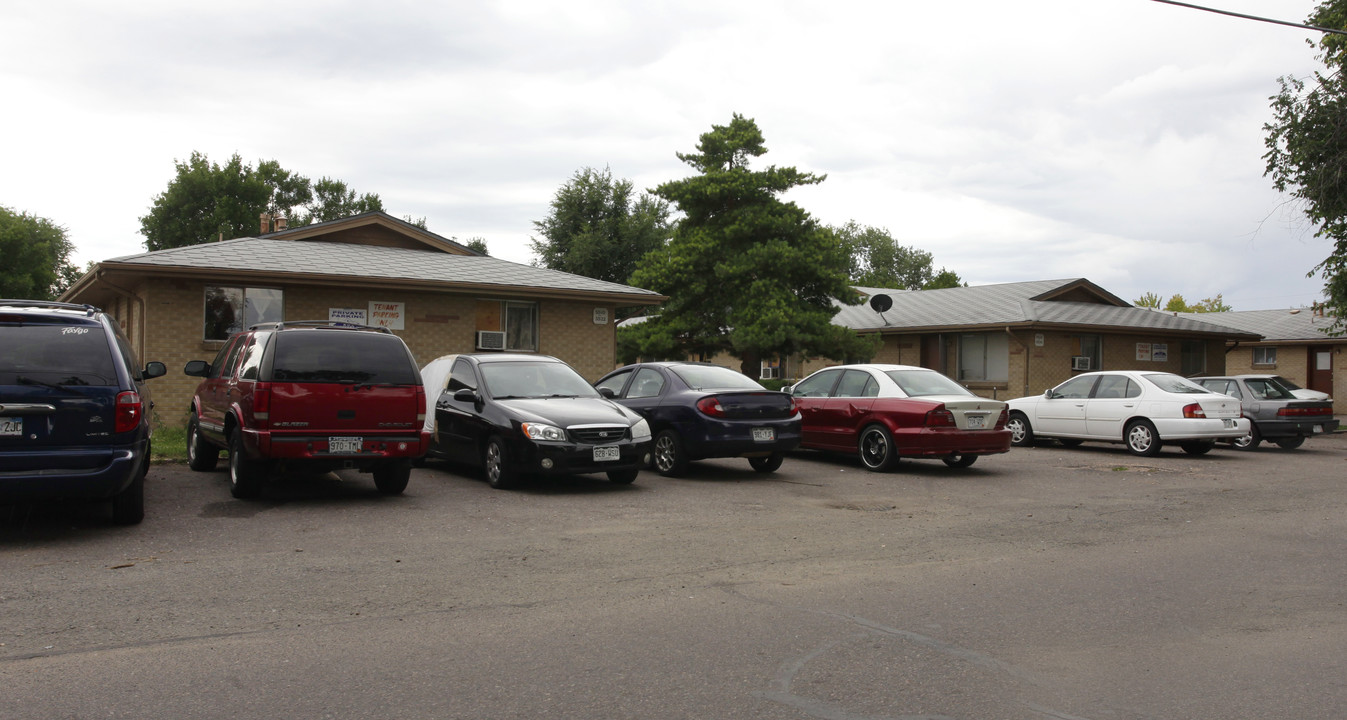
xmin=1181 ymin=340 xmax=1206 ymax=375
xmin=1252 ymin=347 xmax=1277 ymax=365
xmin=1072 ymin=334 xmax=1101 ymax=372
xmin=958 ymin=333 xmax=1009 ymax=382
xmin=476 ymin=300 xmax=538 ymax=352
xmin=760 ymin=357 xmax=781 ymax=380
xmin=203 ymin=286 xmax=283 ymax=341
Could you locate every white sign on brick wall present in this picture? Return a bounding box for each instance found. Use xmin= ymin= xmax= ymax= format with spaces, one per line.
xmin=329 ymin=307 xmax=367 ymax=325
xmin=369 ymin=301 xmax=405 ymax=330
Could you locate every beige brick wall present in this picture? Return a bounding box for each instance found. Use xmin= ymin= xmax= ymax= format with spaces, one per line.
xmin=119 ymin=278 xmax=620 ymax=428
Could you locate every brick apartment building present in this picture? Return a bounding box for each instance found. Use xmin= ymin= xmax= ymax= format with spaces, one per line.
xmin=60 ymin=212 xmax=665 ymax=426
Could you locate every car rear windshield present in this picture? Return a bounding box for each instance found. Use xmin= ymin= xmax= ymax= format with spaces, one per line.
xmin=670 ymin=364 xmax=764 ymax=391
xmin=884 ymin=369 xmax=974 ymax=397
xmin=1142 ymin=373 xmax=1209 ymax=394
xmin=270 ymin=331 xmax=419 ymax=384
xmin=0 ymin=320 xmax=116 ymax=385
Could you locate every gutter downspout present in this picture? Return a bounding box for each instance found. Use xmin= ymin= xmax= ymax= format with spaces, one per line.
xmin=96 ymin=270 xmax=148 ymax=364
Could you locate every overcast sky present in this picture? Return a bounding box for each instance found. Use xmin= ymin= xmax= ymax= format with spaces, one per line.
xmin=0 ymin=0 xmax=1333 ymax=310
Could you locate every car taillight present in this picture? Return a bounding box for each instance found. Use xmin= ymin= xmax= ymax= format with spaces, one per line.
xmin=114 ymin=391 xmax=142 ymax=434
xmin=1278 ymin=406 xmax=1331 ymax=417
xmin=788 ymin=396 xmax=799 ymax=415
xmin=415 ymin=385 xmax=427 ymax=423
xmin=925 ymin=407 xmax=956 ymax=428
xmin=995 ymin=407 xmax=1008 ymax=429
xmin=696 ymin=397 xmax=727 ymax=418
xmin=1182 ymin=403 xmax=1206 ymax=418
xmin=253 ymin=382 xmax=272 ymax=427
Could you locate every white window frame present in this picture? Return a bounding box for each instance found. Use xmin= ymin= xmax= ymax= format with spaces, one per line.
xmin=1252 ymin=347 xmax=1277 ymax=366
xmin=958 ymin=333 xmax=1009 ymax=382
xmin=203 ymin=286 xmax=283 ymax=341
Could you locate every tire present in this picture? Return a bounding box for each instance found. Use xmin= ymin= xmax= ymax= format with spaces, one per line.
xmin=484 ymin=437 xmax=519 ymax=489
xmin=1124 ymin=419 xmax=1161 ymax=457
xmin=110 ymin=463 xmax=145 ymax=525
xmin=1231 ymin=423 xmax=1261 ymax=451
xmin=1274 ymin=436 xmax=1306 ymax=450
xmin=942 ymin=453 xmax=978 ymax=468
xmin=1057 ymin=438 xmax=1084 ymax=448
xmin=607 ymin=469 xmax=639 ymax=484
xmin=1007 ymin=413 xmax=1034 ymax=447
xmin=229 ymin=429 xmax=265 ymax=499
xmin=652 ymin=430 xmax=688 ymax=477
xmin=858 ymin=424 xmax=900 ymax=472
xmin=373 ymin=462 xmax=411 ymax=495
xmin=748 ymin=453 xmax=784 ymax=473
xmin=1180 ymin=441 xmax=1215 ymax=455
xmin=186 ymin=416 xmax=219 ymax=472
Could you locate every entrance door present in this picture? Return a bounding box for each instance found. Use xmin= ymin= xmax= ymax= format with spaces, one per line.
xmin=1309 ymin=349 xmax=1333 ymax=396
xmin=920 ymin=334 xmax=941 ymax=371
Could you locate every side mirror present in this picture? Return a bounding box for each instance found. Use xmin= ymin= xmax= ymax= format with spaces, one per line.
xmin=597 ymin=386 xmax=616 ymax=399
xmin=1044 ymin=389 xmax=1055 ymax=399
xmin=143 ymin=361 xmax=167 ymax=379
xmin=453 ymin=388 xmax=479 ymax=403
xmin=184 ymin=360 xmax=210 ymax=377
xmin=782 ymin=384 xmax=795 ymax=394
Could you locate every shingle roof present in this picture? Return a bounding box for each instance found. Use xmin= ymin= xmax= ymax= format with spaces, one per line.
xmin=835 ymin=279 xmax=1260 ymax=338
xmin=103 ymin=238 xmax=663 ymax=299
xmin=1176 ymin=309 xmax=1342 ymax=342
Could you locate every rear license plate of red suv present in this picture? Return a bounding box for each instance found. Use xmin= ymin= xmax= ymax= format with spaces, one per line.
xmin=329 ymin=437 xmax=362 ymax=453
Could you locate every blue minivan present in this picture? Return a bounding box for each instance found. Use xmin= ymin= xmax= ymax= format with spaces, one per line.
xmin=0 ymin=300 xmax=166 ymax=524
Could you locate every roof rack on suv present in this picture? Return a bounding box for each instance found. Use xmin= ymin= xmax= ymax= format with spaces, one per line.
xmin=247 ymin=320 xmax=392 ymax=333
xmin=0 ymin=299 xmax=100 ymax=316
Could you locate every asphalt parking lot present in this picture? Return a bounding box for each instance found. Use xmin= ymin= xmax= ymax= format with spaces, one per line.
xmin=3 ymin=434 xmax=1345 ymax=720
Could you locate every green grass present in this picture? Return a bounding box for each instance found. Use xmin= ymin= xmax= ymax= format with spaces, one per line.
xmin=152 ymin=421 xmax=189 ymax=463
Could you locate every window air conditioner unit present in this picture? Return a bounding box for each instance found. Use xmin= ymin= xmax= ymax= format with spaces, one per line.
xmin=1071 ymin=356 xmax=1091 ymax=371
xmin=477 ymin=331 xmax=506 ymax=350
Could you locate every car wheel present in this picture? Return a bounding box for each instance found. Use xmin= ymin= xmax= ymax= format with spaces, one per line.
xmin=1124 ymin=419 xmax=1161 ymax=457
xmin=653 ymin=430 xmax=688 ymax=477
xmin=1057 ymin=438 xmax=1084 ymax=448
xmin=748 ymin=453 xmax=784 ymax=473
xmin=373 ymin=461 xmax=412 ymax=495
xmin=110 ymin=465 xmax=145 ymax=525
xmin=942 ymin=453 xmax=978 ymax=468
xmin=484 ymin=437 xmax=518 ymax=489
xmin=186 ymin=416 xmax=219 ymax=472
xmin=607 ymin=469 xmax=639 ymax=484
xmin=229 ymin=429 xmax=265 ymax=499
xmin=1274 ymin=436 xmax=1306 ymax=450
xmin=858 ymin=424 xmax=900 ymax=472
xmin=1231 ymin=424 xmax=1261 ymax=451
xmin=1007 ymin=413 xmax=1034 ymax=447
xmin=1180 ymin=441 xmax=1215 ymax=455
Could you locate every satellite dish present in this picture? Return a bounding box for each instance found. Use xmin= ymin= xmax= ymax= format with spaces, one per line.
xmin=869 ymin=294 xmax=892 ymax=313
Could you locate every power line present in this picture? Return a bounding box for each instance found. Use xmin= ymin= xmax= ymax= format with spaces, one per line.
xmin=1150 ymin=0 xmax=1347 ymax=36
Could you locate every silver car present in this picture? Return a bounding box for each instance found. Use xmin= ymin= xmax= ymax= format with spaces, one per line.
xmin=1194 ymin=375 xmax=1338 ymax=450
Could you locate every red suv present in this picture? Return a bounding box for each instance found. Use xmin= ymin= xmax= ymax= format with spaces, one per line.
xmin=183 ymin=321 xmax=429 ymax=498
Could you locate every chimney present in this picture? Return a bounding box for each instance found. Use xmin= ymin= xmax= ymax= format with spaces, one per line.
xmin=274 ymin=216 xmax=287 ymax=231
xmin=260 ymin=212 xmax=272 ymax=234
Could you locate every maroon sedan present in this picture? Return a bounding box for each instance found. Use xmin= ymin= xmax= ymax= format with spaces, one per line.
xmin=787 ymin=364 xmax=1010 ymax=471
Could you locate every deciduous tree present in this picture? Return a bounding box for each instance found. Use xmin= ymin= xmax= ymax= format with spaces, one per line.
xmin=139 ymin=152 xmax=386 ymax=250
xmin=1264 ymin=0 xmax=1347 ymax=332
xmin=628 ymin=114 xmax=877 ymax=375
xmin=530 ymin=166 xmax=671 ymax=285
xmin=0 ymin=206 xmax=81 ymax=300
xmin=837 ymin=221 xmax=963 ymax=289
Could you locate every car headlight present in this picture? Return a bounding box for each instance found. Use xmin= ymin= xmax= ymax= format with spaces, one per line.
xmin=521 ymin=422 xmax=566 ymax=442
xmin=631 ymin=418 xmax=651 ymax=440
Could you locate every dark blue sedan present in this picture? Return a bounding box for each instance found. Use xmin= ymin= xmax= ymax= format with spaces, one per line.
xmin=595 ymin=362 xmax=801 ymax=476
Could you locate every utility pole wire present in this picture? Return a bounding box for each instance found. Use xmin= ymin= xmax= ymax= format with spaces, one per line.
xmin=1151 ymin=0 xmax=1347 ymax=37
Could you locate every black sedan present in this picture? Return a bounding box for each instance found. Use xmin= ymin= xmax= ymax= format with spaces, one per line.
xmin=595 ymin=362 xmax=801 ymax=476
xmin=421 ymin=354 xmax=653 ymax=489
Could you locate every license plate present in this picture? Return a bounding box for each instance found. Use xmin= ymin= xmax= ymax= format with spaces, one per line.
xmin=752 ymin=427 xmax=775 ymax=442
xmin=1222 ymin=419 xmax=1235 ymax=429
xmin=1313 ymin=425 xmax=1324 ymax=434
xmin=966 ymin=415 xmax=986 ymax=430
xmin=593 ymin=446 xmax=621 ymax=462
xmin=329 ymin=437 xmax=363 ymax=453
xmin=0 ymin=418 xmax=20 ymax=436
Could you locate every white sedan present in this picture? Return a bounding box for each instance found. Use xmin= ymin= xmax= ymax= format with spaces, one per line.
xmin=1005 ymin=370 xmax=1250 ymax=456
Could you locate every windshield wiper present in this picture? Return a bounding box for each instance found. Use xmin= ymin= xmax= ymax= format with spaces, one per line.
xmin=17 ymin=375 xmax=83 ymax=395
